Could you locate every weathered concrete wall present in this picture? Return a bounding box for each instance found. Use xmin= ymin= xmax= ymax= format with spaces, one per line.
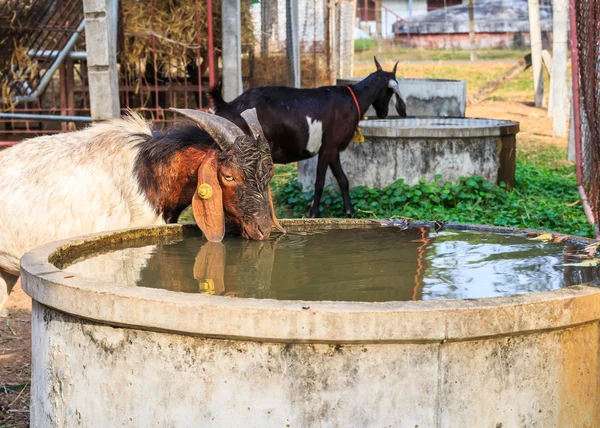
xmin=337 ymin=78 xmax=467 ymax=118
xmin=298 ymin=118 xmax=518 ymax=192
xmin=30 ymin=294 xmax=600 ymax=428
xmin=21 ymin=221 xmax=600 ymax=428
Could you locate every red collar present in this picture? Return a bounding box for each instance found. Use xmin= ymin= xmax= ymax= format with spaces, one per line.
xmin=347 ymin=86 xmax=361 ymax=124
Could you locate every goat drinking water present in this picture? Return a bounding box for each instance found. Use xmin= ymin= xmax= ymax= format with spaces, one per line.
xmin=0 ymin=107 xmax=284 ymax=308
xmin=210 ymin=57 xmax=407 ymax=218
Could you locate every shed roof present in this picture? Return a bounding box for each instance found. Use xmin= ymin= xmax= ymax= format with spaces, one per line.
xmin=394 ymin=0 xmax=553 ymax=35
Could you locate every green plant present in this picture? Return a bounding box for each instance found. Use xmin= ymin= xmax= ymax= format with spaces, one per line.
xmin=271 ymin=157 xmax=594 ymax=237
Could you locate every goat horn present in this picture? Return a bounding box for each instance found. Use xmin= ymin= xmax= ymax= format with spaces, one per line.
xmin=374 ymin=56 xmax=382 ymax=71
xmin=240 ymin=108 xmax=266 ymax=142
xmin=170 ymin=108 xmax=245 ymax=151
xmin=392 ymin=61 xmax=399 ymax=76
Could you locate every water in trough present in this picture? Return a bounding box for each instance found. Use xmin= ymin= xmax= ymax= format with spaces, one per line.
xmin=63 ymin=227 xmax=599 ymax=302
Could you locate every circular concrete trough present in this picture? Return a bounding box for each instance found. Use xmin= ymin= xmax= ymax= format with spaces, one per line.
xmin=298 ymin=117 xmax=519 ymax=192
xmin=21 ymin=219 xmax=600 ymax=427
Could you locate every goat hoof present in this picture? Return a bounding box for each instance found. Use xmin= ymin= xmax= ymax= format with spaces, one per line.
xmin=309 ymin=211 xmax=322 ymax=218
xmin=345 ymin=208 xmax=355 ymax=217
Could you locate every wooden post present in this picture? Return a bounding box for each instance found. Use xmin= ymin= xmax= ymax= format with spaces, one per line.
xmin=82 ymin=0 xmax=120 ymax=120
xmin=222 ymin=0 xmax=244 ymax=99
xmin=527 ymin=0 xmax=544 ymax=107
xmin=468 ymin=0 xmax=476 ymax=61
xmin=550 ymin=0 xmax=568 ymax=137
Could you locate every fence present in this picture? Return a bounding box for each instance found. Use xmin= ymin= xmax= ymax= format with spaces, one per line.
xmin=1 ymin=0 xmax=355 ymax=142
xmin=571 ymin=0 xmax=600 ymax=237
xmin=0 ymin=0 xmax=88 ymax=142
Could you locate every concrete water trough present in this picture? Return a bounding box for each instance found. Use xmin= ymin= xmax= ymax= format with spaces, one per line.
xmin=337 ymin=77 xmax=467 ymax=118
xmin=21 ymin=219 xmax=600 ymax=427
xmin=298 ymin=117 xmax=519 ymax=191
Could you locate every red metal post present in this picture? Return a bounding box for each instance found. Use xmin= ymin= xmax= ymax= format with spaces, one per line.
xmin=207 ymin=0 xmax=216 ymax=89
xmin=194 ymin=0 xmax=203 ymax=109
xmin=569 ymin=0 xmax=582 ymax=184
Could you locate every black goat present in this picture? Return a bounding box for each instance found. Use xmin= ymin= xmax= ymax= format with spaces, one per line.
xmin=210 ymin=57 xmax=407 ymax=218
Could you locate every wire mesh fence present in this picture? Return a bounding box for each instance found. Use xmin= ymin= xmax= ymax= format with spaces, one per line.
xmin=246 ymin=0 xmax=353 ymax=88
xmin=1 ymin=0 xmax=355 ymax=139
xmin=0 ymin=0 xmax=86 ymax=139
xmin=572 ymin=0 xmax=600 ymax=232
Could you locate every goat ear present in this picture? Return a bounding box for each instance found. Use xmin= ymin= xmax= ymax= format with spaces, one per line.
xmin=192 ymin=151 xmax=225 ymax=242
xmin=240 ymin=108 xmax=266 ymax=141
xmin=374 ymin=56 xmax=382 ymax=71
xmin=392 ymin=61 xmax=399 ymax=76
xmin=395 ymin=93 xmax=407 ymax=118
xmin=193 ymin=241 xmax=226 ymax=295
xmin=268 ymin=185 xmax=286 ymax=234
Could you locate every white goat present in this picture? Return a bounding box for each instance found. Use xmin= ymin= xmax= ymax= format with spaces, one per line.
xmin=0 ymin=108 xmax=283 ymax=308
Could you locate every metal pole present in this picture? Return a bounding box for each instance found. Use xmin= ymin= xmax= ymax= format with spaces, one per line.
xmin=408 ymin=0 xmax=413 ymax=46
xmin=207 ymin=0 xmax=216 ymax=89
xmin=8 ymin=20 xmax=85 ymax=105
xmin=291 ymin=0 xmax=301 ymax=87
xmin=286 ymin=0 xmax=301 ymax=88
xmin=551 ymin=0 xmax=568 ymax=137
xmin=468 ymin=0 xmax=476 ymax=60
xmin=0 ymin=113 xmax=92 ymax=122
xmin=527 ymin=0 xmax=544 ymax=107
xmin=222 ymin=0 xmax=243 ymax=99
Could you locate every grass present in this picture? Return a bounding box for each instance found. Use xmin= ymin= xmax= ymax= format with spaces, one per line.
xmin=354 ymin=44 xmax=528 ymax=63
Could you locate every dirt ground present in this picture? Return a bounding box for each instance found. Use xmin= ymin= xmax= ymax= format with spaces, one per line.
xmin=1 ymin=284 xmax=31 ymax=427
xmin=0 ymin=60 xmax=568 ymax=427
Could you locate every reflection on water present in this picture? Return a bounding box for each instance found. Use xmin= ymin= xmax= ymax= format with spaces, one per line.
xmin=64 ymin=228 xmax=600 ymax=302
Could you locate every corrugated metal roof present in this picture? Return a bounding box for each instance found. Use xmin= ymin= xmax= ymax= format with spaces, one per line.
xmin=394 ymin=0 xmax=553 ymax=34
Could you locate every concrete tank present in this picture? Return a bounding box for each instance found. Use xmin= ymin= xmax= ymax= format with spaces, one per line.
xmin=336 ymin=77 xmax=467 ymax=118
xmin=298 ymin=118 xmax=519 ymax=192
xmin=21 ymin=219 xmax=600 ymax=427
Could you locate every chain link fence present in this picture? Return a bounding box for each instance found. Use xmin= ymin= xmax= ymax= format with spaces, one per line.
xmin=246 ymin=0 xmax=353 ymax=89
xmin=572 ymin=0 xmax=600 ymax=234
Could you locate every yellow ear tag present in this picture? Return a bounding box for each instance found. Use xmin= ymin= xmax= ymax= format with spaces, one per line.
xmin=199 ymin=279 xmax=215 ymax=295
xmin=352 ymin=127 xmax=365 ymax=143
xmin=197 ymin=183 xmax=213 ymax=200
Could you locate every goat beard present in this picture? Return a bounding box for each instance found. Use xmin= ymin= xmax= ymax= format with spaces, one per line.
xmin=223 ymin=215 xmax=244 ymax=237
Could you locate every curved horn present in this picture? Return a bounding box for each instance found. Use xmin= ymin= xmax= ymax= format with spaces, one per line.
xmin=374 ymin=56 xmax=382 ymax=71
xmin=240 ymin=108 xmax=266 ymax=142
xmin=170 ymin=108 xmax=245 ymax=151
xmin=392 ymin=60 xmax=399 ymax=76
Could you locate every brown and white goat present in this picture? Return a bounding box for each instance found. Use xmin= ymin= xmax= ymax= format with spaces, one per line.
xmin=0 ymin=108 xmax=284 ymax=308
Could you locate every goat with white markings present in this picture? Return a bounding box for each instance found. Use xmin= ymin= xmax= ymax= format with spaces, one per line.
xmin=210 ymin=57 xmax=407 ymax=217
xmin=0 ymin=107 xmax=284 ymax=308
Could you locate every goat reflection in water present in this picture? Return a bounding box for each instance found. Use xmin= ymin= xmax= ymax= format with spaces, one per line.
xmin=64 ymin=237 xmax=280 ymax=298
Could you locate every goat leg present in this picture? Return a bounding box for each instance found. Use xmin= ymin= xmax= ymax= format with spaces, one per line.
xmin=329 ymin=153 xmax=355 ymax=216
xmin=309 ymin=153 xmax=331 ymax=218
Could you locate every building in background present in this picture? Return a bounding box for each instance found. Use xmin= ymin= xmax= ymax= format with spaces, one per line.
xmin=356 ymin=0 xmax=463 ymax=39
xmin=358 ymin=0 xmax=553 ymax=47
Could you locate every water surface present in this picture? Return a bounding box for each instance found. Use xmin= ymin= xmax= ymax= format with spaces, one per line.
xmin=64 ymin=227 xmax=599 ymax=302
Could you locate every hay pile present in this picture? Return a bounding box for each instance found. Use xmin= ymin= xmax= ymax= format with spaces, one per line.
xmin=120 ymin=0 xmax=255 ymax=80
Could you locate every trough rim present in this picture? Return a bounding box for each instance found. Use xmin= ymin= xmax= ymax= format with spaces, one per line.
xmin=21 ymin=219 xmax=600 ymax=344
xmin=337 ymin=77 xmax=467 ymax=84
xmin=358 ymin=117 xmax=520 ymax=138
